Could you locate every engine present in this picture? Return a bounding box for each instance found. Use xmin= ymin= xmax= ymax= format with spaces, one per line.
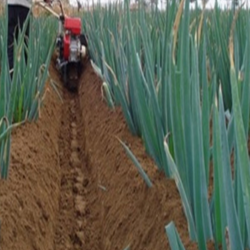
xmin=56 ymin=16 xmax=82 ymax=64
xmin=63 ymin=17 xmax=82 ymax=60
xmin=55 ymin=16 xmax=87 ymax=90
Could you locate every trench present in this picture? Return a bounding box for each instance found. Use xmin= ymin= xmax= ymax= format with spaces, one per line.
xmin=54 ymin=89 xmax=91 ymax=250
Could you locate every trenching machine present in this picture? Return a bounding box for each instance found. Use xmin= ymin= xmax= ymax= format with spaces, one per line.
xmin=35 ymin=0 xmax=88 ymax=91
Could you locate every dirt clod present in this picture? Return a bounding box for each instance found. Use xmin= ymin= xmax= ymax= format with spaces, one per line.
xmin=75 ymin=231 xmax=84 ymax=245
xmin=75 ymin=201 xmax=86 ymax=216
xmin=71 ymin=122 xmax=77 ymax=128
xmin=71 ymin=140 xmax=78 ymax=150
xmin=70 ymin=152 xmax=81 ymax=167
xmin=71 ymin=128 xmax=77 ymax=137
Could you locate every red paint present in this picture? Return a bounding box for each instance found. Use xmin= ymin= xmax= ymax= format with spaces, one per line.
xmin=64 ymin=17 xmax=81 ymax=35
xmin=63 ymin=34 xmax=70 ymax=59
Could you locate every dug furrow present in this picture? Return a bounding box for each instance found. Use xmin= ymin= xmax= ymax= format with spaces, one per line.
xmin=54 ymin=89 xmax=88 ymax=250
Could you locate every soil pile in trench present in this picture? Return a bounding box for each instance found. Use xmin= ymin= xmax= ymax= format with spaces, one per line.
xmin=0 ymin=60 xmax=200 ymax=250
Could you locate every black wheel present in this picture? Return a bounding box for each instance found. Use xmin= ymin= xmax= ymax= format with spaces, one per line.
xmin=67 ymin=62 xmax=80 ymax=92
xmin=80 ymin=33 xmax=88 ymax=47
xmin=62 ymin=65 xmax=68 ymax=88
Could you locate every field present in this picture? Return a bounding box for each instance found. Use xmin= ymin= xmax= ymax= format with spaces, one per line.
xmin=0 ymin=59 xmax=200 ymax=250
xmin=1 ymin=0 xmax=250 ymax=250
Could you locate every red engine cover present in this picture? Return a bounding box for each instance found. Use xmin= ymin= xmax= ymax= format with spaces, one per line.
xmin=63 ymin=34 xmax=70 ymax=60
xmin=64 ymin=17 xmax=81 ymax=35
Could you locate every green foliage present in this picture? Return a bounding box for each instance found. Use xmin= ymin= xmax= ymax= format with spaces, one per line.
xmin=0 ymin=10 xmax=56 ymax=178
xmin=82 ymin=1 xmax=250 ymax=249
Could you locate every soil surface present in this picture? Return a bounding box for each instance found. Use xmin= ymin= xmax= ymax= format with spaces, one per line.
xmin=0 ymin=59 xmax=204 ymax=250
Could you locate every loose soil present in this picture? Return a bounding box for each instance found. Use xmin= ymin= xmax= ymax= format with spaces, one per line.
xmin=0 ymin=59 xmax=204 ymax=250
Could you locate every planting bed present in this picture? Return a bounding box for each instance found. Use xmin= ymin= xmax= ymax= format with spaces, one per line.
xmin=0 ymin=60 xmax=201 ymax=250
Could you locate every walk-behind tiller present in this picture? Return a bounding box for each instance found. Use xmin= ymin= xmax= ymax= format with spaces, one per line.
xmin=35 ymin=0 xmax=88 ymax=91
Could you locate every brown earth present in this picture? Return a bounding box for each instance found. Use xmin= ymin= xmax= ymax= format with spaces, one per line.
xmin=0 ymin=60 xmax=208 ymax=250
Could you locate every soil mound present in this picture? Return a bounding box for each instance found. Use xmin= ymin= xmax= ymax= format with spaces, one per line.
xmin=0 ymin=65 xmax=62 ymax=250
